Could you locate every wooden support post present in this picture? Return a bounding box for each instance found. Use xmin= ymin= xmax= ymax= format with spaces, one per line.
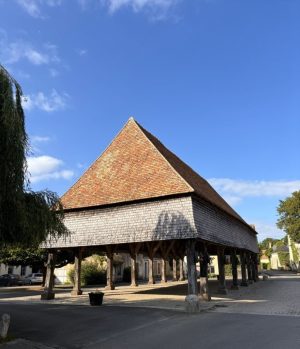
xmin=71 ymin=248 xmax=83 ymax=296
xmin=199 ymin=246 xmax=211 ymax=301
xmin=161 ymin=258 xmax=167 ymax=282
xmin=254 ymin=254 xmax=259 ymax=281
xmin=160 ymin=241 xmax=175 ymax=283
xmin=251 ymin=254 xmax=258 ymax=282
xmin=129 ymin=243 xmax=142 ymax=287
xmin=148 ymin=256 xmax=155 ymax=284
xmin=240 ymin=251 xmax=248 ymax=286
xmin=179 ymin=258 xmax=185 ymax=281
xmin=172 ymin=258 xmax=177 ymax=281
xmin=217 ymin=246 xmax=228 ymax=295
xmin=146 ymin=242 xmax=161 ymax=285
xmin=41 ymin=252 xmax=56 ymax=300
xmin=186 ymin=240 xmax=198 ymax=295
xmin=246 ymin=253 xmax=253 ymax=284
xmin=130 ymin=253 xmax=137 ymax=286
xmin=230 ymin=249 xmax=239 ymax=290
xmin=105 ymin=246 xmax=115 ymax=290
xmin=184 ymin=239 xmax=199 ymax=313
xmin=240 ymin=251 xmax=248 ymax=287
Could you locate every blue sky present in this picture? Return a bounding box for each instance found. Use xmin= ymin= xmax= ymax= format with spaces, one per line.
xmin=1 ymin=0 xmax=299 ymax=241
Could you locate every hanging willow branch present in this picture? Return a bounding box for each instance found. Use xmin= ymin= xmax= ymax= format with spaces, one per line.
xmin=0 ymin=65 xmax=69 ymax=247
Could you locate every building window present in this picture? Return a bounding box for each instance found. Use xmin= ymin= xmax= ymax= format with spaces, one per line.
xmin=21 ymin=266 xmax=26 ymax=276
xmin=8 ymin=266 xmax=13 ymax=274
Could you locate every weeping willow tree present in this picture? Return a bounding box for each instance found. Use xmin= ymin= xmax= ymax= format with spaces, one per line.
xmin=0 ymin=65 xmax=68 ymax=247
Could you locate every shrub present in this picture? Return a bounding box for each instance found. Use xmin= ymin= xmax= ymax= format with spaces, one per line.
xmin=67 ymin=261 xmax=107 ymax=286
xmin=224 ymin=264 xmax=232 ymax=277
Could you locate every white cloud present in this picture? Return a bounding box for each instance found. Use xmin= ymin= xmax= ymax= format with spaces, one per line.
xmin=79 ymin=0 xmax=178 ymax=20
xmin=207 ymin=178 xmax=298 ymax=241
xmin=0 ymin=33 xmax=60 ymax=66
xmin=25 ymin=48 xmax=49 ymax=64
xmin=22 ymin=89 xmax=69 ymax=112
xmin=27 ymin=155 xmax=74 ymax=183
xmin=31 ymin=135 xmax=51 ymax=143
xmin=16 ymin=0 xmax=63 ymax=18
xmin=78 ymin=49 xmax=87 ymax=56
xmin=17 ymin=0 xmax=41 ymax=17
xmin=106 ymin=0 xmax=176 ymax=13
xmin=30 ymin=135 xmax=51 ymax=153
xmin=251 ymin=221 xmax=285 ymax=242
xmin=209 ymin=178 xmax=300 ymax=203
xmin=222 ymin=195 xmax=242 ymax=207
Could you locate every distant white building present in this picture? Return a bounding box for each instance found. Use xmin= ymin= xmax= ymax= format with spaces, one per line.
xmin=0 ymin=263 xmax=32 ymax=277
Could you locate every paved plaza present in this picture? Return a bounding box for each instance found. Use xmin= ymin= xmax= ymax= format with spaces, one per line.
xmin=1 ymin=271 xmax=300 ymax=348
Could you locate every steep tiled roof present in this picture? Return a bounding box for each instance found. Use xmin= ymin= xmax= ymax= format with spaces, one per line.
xmin=61 ymin=118 xmax=247 ymax=226
xmin=61 ymin=118 xmax=192 ymax=210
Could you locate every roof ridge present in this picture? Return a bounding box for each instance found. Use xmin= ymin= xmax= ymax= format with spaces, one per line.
xmin=134 ymin=121 xmax=194 ymax=194
xmin=60 ymin=117 xmax=134 ymax=204
xmin=136 ymin=121 xmax=249 ymax=226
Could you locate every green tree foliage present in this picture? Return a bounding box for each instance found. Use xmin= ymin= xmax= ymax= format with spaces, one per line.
xmin=0 ymin=65 xmax=68 ymax=247
xmin=258 ymin=238 xmax=279 ymax=258
xmin=0 ymin=247 xmax=46 ymax=268
xmin=277 ymin=191 xmax=300 ymax=243
xmin=0 ymin=247 xmax=74 ymax=270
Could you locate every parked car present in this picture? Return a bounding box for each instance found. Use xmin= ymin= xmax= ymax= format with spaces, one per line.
xmin=0 ymin=274 xmax=21 ymax=287
xmin=23 ymin=273 xmax=43 ymax=285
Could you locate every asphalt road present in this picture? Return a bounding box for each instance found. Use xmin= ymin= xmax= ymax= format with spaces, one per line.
xmin=1 ymin=272 xmax=300 ymax=349
xmin=1 ymin=302 xmax=300 ymax=349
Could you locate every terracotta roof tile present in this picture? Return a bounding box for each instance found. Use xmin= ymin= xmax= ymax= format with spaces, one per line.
xmin=61 ymin=118 xmax=192 ymax=209
xmin=61 ymin=118 xmax=250 ymax=228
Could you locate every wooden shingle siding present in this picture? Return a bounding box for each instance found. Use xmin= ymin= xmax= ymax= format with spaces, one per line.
xmin=192 ymin=199 xmax=258 ymax=253
xmin=45 ymin=196 xmax=197 ymax=248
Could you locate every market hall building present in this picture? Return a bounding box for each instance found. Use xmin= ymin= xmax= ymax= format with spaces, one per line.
xmin=42 ymin=117 xmax=259 ymax=311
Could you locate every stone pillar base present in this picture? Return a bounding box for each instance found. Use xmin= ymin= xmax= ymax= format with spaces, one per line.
xmin=217 ymin=287 xmax=228 ymax=295
xmin=130 ymin=283 xmax=138 ymax=287
xmin=41 ymin=291 xmax=55 ymax=300
xmin=240 ymin=281 xmax=248 ymax=287
xmin=200 ymin=293 xmax=211 ymax=301
xmin=148 ymin=280 xmax=155 ymax=285
xmin=71 ymin=289 xmax=83 ymax=296
xmin=185 ymin=295 xmax=200 ymax=313
xmin=230 ymin=285 xmax=239 ymax=290
xmin=105 ymin=284 xmax=115 ymax=290
xmin=179 ymin=277 xmax=185 ymax=281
